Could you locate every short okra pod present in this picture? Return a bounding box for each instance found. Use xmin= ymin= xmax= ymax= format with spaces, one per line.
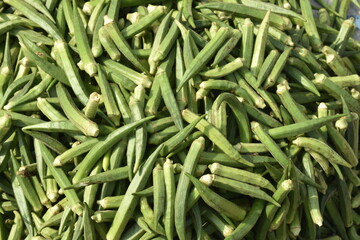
xmin=91 ymin=210 xmax=116 ymax=223
xmin=83 ymin=92 xmax=101 ymax=119
xmin=0 ymin=113 xmax=12 ymax=143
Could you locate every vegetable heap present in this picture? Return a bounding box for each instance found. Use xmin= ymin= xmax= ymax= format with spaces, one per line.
xmin=0 ymin=0 xmax=360 ymax=239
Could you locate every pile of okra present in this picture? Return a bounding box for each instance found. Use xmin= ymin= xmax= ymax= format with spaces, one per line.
xmin=1 ymin=0 xmax=360 ymax=239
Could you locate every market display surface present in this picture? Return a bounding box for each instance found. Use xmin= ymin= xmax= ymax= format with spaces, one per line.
xmin=0 ymin=0 xmax=360 ymax=239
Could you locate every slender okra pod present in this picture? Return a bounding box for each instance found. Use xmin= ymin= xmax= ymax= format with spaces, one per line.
xmin=241 ymin=18 xmax=254 ymax=68
xmin=293 ymin=137 xmax=352 ymax=168
xmin=250 ymin=10 xmax=270 ymax=77
xmin=185 ymin=173 xmax=247 ymax=221
xmin=177 ymin=27 xmax=230 ymax=92
xmin=175 ymin=137 xmax=205 ymax=240
xmin=201 ymin=174 xmax=279 ymax=206
xmin=106 ymin=144 xmax=163 ymax=240
xmin=182 ymin=109 xmax=254 ymax=167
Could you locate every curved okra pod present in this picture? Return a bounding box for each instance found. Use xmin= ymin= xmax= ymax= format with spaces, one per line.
xmin=36 ymin=97 xmax=66 ymax=121
xmin=182 ymin=109 xmax=254 ymax=167
xmin=287 ymin=57 xmax=314 ymax=80
xmin=53 ymin=138 xmax=98 ymax=166
xmin=151 ymin=9 xmax=182 ymax=65
xmin=292 ymin=137 xmax=352 ymax=168
xmin=185 ymin=172 xmax=247 ymax=221
xmin=201 ymin=174 xmax=279 ymax=206
xmin=212 ymin=93 xmax=251 ymax=143
xmin=263 ymin=46 xmax=291 ymax=89
xmin=148 ymin=9 xmax=173 ymax=74
xmin=56 ymin=83 xmax=99 ymax=137
xmin=98 ymin=25 xmax=121 ymax=61
xmin=283 ymin=65 xmax=320 ymax=96
xmin=4 ymin=74 xmax=53 ymax=110
xmin=22 ymin=130 xmax=68 ymax=154
xmin=72 ymin=115 xmax=154 ymax=184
